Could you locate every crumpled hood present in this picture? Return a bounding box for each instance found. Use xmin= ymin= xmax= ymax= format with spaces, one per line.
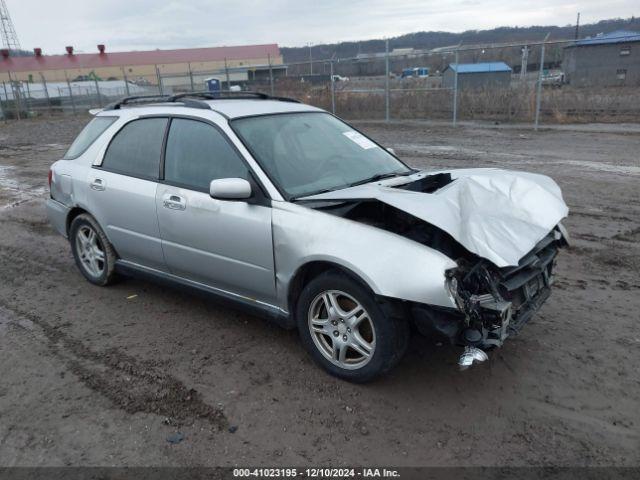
xmin=299 ymin=168 xmax=569 ymax=267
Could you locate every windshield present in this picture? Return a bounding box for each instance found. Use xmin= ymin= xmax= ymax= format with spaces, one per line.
xmin=231 ymin=112 xmax=412 ymax=198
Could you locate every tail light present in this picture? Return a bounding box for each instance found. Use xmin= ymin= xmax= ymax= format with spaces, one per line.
xmin=48 ymin=169 xmax=53 ymax=189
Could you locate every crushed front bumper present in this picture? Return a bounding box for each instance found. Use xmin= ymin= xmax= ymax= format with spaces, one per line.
xmin=412 ymin=229 xmax=564 ymax=354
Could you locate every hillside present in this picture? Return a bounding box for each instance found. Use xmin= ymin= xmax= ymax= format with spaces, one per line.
xmin=281 ymin=17 xmax=640 ymax=63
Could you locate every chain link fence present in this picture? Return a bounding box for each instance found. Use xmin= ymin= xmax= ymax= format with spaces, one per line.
xmin=2 ymin=36 xmax=639 ymax=127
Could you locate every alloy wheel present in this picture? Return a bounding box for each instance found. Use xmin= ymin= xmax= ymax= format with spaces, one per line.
xmin=308 ymin=290 xmax=376 ymax=370
xmin=75 ymin=225 xmax=105 ymax=278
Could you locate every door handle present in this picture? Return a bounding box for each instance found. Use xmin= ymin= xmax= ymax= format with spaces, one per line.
xmin=162 ymin=194 xmax=186 ymax=211
xmin=90 ymin=178 xmax=105 ymax=191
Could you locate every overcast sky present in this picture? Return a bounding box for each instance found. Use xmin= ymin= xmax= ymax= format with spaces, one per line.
xmin=6 ymin=0 xmax=639 ymax=53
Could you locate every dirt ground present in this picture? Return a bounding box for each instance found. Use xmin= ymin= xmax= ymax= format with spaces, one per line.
xmin=0 ymin=115 xmax=638 ymax=467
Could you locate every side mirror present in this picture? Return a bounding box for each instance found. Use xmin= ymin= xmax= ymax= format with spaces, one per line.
xmin=386 ymin=147 xmax=396 ymax=155
xmin=209 ymin=178 xmax=252 ymax=200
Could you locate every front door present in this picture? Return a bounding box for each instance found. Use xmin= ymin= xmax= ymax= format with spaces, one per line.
xmin=155 ymin=117 xmax=276 ymax=304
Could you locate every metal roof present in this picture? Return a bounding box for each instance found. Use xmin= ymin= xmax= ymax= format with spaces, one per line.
xmin=447 ymin=62 xmax=512 ymax=74
xmin=0 ymin=44 xmax=280 ymax=73
xmin=572 ymin=30 xmax=640 ymax=47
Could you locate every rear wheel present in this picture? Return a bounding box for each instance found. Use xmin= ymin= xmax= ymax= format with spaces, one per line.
xmin=296 ymin=271 xmax=409 ymax=382
xmin=69 ymin=214 xmax=117 ymax=286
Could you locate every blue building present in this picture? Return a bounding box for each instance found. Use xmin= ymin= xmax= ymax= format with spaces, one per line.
xmin=442 ymin=62 xmax=512 ymax=90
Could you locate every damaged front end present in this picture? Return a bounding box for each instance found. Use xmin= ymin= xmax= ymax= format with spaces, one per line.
xmin=442 ymin=227 xmax=567 ymax=367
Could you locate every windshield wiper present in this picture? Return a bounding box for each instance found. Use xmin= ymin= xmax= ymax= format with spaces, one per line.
xmin=347 ymin=170 xmax=412 ymax=188
xmin=291 ymin=170 xmax=415 ymax=201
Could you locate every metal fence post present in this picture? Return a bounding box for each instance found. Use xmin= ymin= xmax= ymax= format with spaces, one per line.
xmin=24 ymin=81 xmax=32 ymax=114
xmin=385 ymin=39 xmax=390 ymax=122
xmin=121 ymin=67 xmax=130 ymax=96
xmin=7 ymin=71 xmax=21 ymax=120
xmin=534 ymin=34 xmax=550 ymax=130
xmin=224 ymin=58 xmax=231 ymax=91
xmin=65 ymin=72 xmax=77 ymax=115
xmin=188 ymin=63 xmax=195 ymax=92
xmin=330 ymin=60 xmax=336 ymax=114
xmin=2 ymin=81 xmax=9 ymax=117
xmin=0 ymin=88 xmax=5 ymax=121
xmin=155 ymin=65 xmax=163 ymax=95
xmin=93 ymin=76 xmax=103 ymax=107
xmin=268 ymin=54 xmax=274 ymax=96
xmin=452 ymin=49 xmax=459 ymax=127
xmin=40 ymin=72 xmax=52 ymax=114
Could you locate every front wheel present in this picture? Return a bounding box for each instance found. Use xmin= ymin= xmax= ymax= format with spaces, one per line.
xmin=296 ymin=271 xmax=409 ymax=382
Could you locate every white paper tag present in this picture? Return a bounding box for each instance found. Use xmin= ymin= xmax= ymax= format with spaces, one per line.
xmin=343 ymin=131 xmax=377 ymax=149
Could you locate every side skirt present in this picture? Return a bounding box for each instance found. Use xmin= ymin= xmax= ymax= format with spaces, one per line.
xmin=114 ymin=260 xmax=295 ymax=329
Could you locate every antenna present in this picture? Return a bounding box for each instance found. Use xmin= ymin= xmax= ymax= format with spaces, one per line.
xmin=0 ymin=0 xmax=21 ymax=51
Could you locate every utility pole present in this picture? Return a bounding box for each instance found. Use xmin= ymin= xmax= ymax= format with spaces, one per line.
xmin=0 ymin=0 xmax=21 ymax=50
xmin=308 ymin=43 xmax=313 ymax=75
xmin=575 ymin=12 xmax=581 ymax=40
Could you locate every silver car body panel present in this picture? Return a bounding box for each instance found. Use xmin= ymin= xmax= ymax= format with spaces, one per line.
xmin=45 ymin=198 xmax=70 ymax=238
xmin=298 ymin=168 xmax=569 ymax=267
xmin=271 ymin=201 xmax=458 ymax=310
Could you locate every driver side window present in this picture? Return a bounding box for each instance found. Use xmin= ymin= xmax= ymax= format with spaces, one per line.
xmin=164 ymin=118 xmax=248 ymax=192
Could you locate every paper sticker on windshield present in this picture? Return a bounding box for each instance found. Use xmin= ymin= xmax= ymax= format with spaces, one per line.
xmin=343 ymin=131 xmax=377 ymax=149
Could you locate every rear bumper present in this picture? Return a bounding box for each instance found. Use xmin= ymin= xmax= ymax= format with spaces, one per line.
xmin=46 ymin=198 xmax=70 ymax=238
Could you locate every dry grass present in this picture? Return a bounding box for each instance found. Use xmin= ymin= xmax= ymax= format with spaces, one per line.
xmin=272 ymin=80 xmax=640 ymax=124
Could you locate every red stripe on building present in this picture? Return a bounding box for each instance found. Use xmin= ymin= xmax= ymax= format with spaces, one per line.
xmin=0 ymin=44 xmax=280 ymax=73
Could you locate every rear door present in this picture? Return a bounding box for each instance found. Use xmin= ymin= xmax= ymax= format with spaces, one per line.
xmin=155 ymin=117 xmax=276 ymax=304
xmin=87 ymin=117 xmax=168 ymax=271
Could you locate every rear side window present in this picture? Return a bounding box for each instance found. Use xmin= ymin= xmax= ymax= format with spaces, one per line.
xmin=101 ymin=118 xmax=168 ymax=180
xmin=64 ymin=116 xmax=117 ymax=159
xmin=164 ymin=118 xmax=248 ymax=191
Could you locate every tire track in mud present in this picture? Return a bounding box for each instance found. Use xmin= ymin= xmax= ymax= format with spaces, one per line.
xmin=0 ymin=300 xmax=229 ymax=430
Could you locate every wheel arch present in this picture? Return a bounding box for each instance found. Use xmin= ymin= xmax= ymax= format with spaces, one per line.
xmin=287 ymin=260 xmax=376 ymax=316
xmin=66 ymin=206 xmax=90 ymax=236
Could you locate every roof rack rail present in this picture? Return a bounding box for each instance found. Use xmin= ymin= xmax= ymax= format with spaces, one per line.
xmin=104 ymin=94 xmax=211 ymax=111
xmin=170 ymin=91 xmax=301 ymax=103
xmin=104 ymin=94 xmax=169 ymax=110
xmin=103 ymin=90 xmax=301 ymax=111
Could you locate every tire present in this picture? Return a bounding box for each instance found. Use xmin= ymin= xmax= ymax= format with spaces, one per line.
xmin=296 ymin=270 xmax=410 ymax=383
xmin=69 ymin=213 xmax=118 ymax=286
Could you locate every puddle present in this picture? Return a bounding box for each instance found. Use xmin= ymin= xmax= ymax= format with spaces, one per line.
xmin=0 ymin=165 xmax=47 ymax=210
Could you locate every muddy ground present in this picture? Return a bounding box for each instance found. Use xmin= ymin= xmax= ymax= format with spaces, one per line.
xmin=0 ymin=115 xmax=638 ymax=467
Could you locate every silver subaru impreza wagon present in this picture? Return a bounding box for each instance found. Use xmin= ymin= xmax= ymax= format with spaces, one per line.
xmin=46 ymin=92 xmax=569 ymax=382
